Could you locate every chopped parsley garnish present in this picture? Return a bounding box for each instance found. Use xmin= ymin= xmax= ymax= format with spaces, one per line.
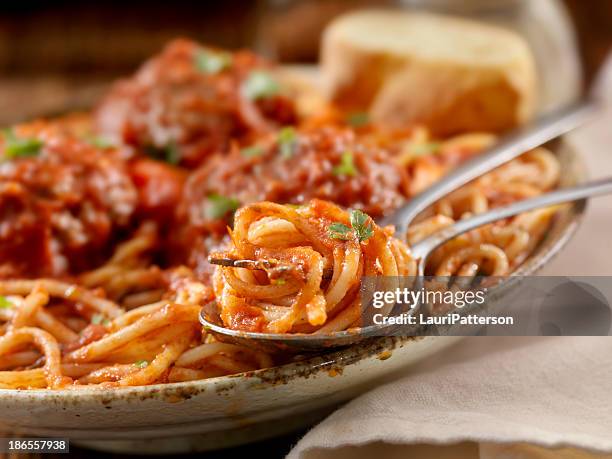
xmin=350 ymin=209 xmax=374 ymax=242
xmin=240 ymin=145 xmax=264 ymax=158
xmin=194 ymin=49 xmax=232 ymax=74
xmin=206 ymin=193 xmax=240 ymax=220
xmin=332 ymin=151 xmax=358 ymax=177
xmin=2 ymin=128 xmax=42 ymax=160
xmin=0 ymin=296 xmax=13 ymax=309
xmin=346 ymin=112 xmax=369 ymax=127
xmin=165 ymin=143 xmax=181 ymax=165
xmin=85 ymin=135 xmax=114 ymax=149
xmin=405 ymin=142 xmax=441 ymax=159
xmin=328 ymin=209 xmax=374 ymax=242
xmin=242 ymin=71 xmax=280 ymax=100
xmin=272 ymin=278 xmax=286 ymax=286
xmin=134 ymin=360 xmax=149 ymax=369
xmin=328 ymin=222 xmax=353 ymax=241
xmin=91 ymin=314 xmax=110 ymax=327
xmin=277 ymin=126 xmax=297 ymax=159
xmin=145 ymin=142 xmax=181 ymax=165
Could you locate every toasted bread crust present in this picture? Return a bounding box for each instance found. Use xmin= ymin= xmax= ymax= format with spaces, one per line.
xmin=322 ymin=10 xmax=537 ymax=134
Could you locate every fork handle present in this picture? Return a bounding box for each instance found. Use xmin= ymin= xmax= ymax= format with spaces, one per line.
xmin=385 ymin=99 xmax=600 ymax=236
xmin=410 ymin=177 xmax=612 ymax=261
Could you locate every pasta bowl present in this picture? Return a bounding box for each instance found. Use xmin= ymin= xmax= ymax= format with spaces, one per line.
xmin=0 ymin=140 xmax=586 ymax=454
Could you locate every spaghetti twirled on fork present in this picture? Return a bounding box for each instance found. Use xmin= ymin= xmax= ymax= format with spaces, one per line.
xmin=212 ymin=200 xmax=415 ymax=334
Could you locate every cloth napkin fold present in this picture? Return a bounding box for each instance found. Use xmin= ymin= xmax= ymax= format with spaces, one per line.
xmin=289 ymin=337 xmax=612 ymax=459
xmin=288 ymin=56 xmax=612 ymax=459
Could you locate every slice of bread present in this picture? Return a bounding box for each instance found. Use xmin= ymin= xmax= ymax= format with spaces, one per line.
xmin=321 ymin=10 xmax=537 ymax=135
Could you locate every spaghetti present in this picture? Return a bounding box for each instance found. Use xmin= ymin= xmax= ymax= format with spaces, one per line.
xmin=0 ymin=232 xmax=272 ymax=389
xmin=212 ymin=200 xmax=414 ymax=334
xmin=407 ymin=146 xmax=561 ymax=275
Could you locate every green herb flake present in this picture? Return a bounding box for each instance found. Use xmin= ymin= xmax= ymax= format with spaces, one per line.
xmin=91 ymin=314 xmax=110 ymax=326
xmin=0 ymin=296 xmax=13 ymax=309
xmin=134 ymin=360 xmax=149 ymax=369
xmin=242 ymin=71 xmax=280 ymax=100
xmin=405 ymin=142 xmax=441 ymax=159
xmin=240 ymin=145 xmax=264 ymax=158
xmin=91 ymin=314 xmax=103 ymax=325
xmin=332 ymin=151 xmax=358 ymax=177
xmin=328 ymin=209 xmax=374 ymax=243
xmin=328 ymin=222 xmax=353 ymax=241
xmin=194 ymin=49 xmax=232 ymax=74
xmin=272 ymin=278 xmax=286 ymax=286
xmin=2 ymin=128 xmax=42 ymax=160
xmin=164 ymin=143 xmax=181 ymax=165
xmin=86 ymin=135 xmax=114 ymax=149
xmin=145 ymin=142 xmax=181 ymax=165
xmin=206 ymin=193 xmax=240 ymax=220
xmin=346 ymin=112 xmax=369 ymax=127
xmin=350 ymin=209 xmax=374 ymax=242
xmin=277 ymin=126 xmax=298 ymax=159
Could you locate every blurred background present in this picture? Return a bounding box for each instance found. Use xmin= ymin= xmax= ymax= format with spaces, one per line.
xmin=0 ymin=0 xmax=610 ymax=124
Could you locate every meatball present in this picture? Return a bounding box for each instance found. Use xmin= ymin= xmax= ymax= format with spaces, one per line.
xmin=128 ymin=157 xmax=186 ymax=224
xmin=0 ymin=121 xmax=138 ymax=277
xmin=95 ymin=39 xmax=297 ymax=168
xmin=172 ymin=126 xmax=410 ymax=276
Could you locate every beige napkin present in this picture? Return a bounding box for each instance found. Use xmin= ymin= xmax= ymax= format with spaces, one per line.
xmin=289 ymin=335 xmax=612 ymax=459
xmin=288 ymin=59 xmax=612 ymax=459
